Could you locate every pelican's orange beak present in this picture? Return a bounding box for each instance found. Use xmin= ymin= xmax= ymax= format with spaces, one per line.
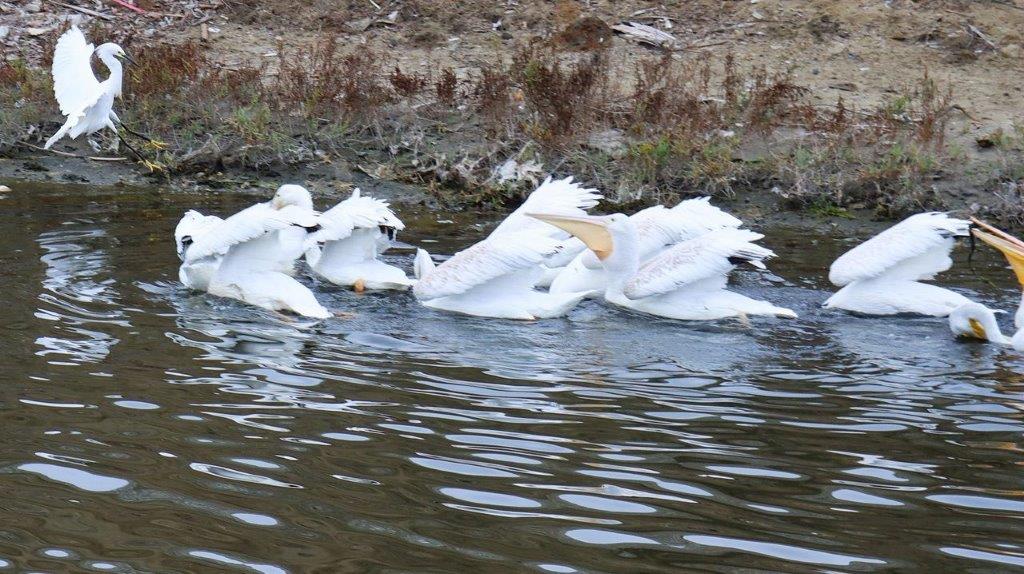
xmin=527 ymin=213 xmax=614 ymax=260
xmin=972 ymin=217 xmax=1024 ymax=287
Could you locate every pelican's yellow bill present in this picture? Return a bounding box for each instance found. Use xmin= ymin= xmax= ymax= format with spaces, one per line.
xmin=527 ymin=213 xmax=614 ymax=260
xmin=973 ymin=227 xmax=1024 ymax=287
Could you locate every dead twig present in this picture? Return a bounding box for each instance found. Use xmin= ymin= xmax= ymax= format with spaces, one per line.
xmin=966 ymin=24 xmax=997 ymax=50
xmin=611 ymin=21 xmax=683 ymax=50
xmin=18 ymin=141 xmax=128 ymax=161
xmin=106 ymin=0 xmax=146 ymax=14
xmin=47 ymin=0 xmax=114 ymax=21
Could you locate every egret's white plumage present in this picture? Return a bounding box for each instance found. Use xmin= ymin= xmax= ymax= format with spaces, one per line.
xmin=305 ymin=189 xmax=412 ymax=290
xmin=413 ymin=232 xmax=593 ymax=320
xmin=175 ymin=210 xmax=224 ymax=291
xmin=183 ymin=185 xmax=331 ymax=318
xmin=550 ymin=197 xmax=742 ymax=295
xmin=532 ymin=213 xmax=796 ymax=321
xmin=824 ymin=212 xmax=971 ymax=316
xmin=45 ymin=25 xmax=130 ymax=150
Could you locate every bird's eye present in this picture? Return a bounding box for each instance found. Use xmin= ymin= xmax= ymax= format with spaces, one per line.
xmin=181 ymin=235 xmax=193 ymax=247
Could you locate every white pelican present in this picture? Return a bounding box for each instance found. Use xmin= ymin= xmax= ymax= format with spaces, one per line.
xmin=174 ymin=210 xmax=224 ymax=291
xmin=948 ymin=302 xmax=1012 ymax=346
xmin=947 ymin=219 xmax=1024 ymax=350
xmin=305 ymin=189 xmax=412 ymax=291
xmin=487 ymin=176 xmax=602 ymax=286
xmin=44 ymin=25 xmax=136 ymax=151
xmin=529 ymin=213 xmax=797 ymax=321
xmin=549 ymin=197 xmax=742 ymax=296
xmin=412 ymin=232 xmax=594 ymax=320
xmin=183 ymin=185 xmax=332 ymax=319
xmin=824 ymin=212 xmax=971 ymax=316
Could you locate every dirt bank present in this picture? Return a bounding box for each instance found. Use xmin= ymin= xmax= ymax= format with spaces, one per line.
xmin=1 ymin=0 xmax=1022 ymax=224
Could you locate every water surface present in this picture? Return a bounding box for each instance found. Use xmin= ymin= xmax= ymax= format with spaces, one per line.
xmin=1 ymin=182 xmax=1023 ymax=573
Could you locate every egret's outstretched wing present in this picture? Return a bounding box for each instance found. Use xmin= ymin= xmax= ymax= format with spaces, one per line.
xmin=186 ymin=203 xmax=318 ymax=262
xmin=624 ymin=228 xmax=773 ymax=300
xmin=490 ymin=176 xmax=601 ymax=238
xmin=414 ymin=233 xmax=562 ymax=300
xmin=52 ymin=25 xmax=101 ymax=117
xmin=829 ymin=212 xmax=969 ymax=286
xmin=174 ymin=210 xmax=224 ymax=258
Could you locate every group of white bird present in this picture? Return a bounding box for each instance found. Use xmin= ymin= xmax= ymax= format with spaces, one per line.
xmin=39 ymin=26 xmax=1024 ymax=352
xmin=173 ymin=177 xmax=1024 ymax=353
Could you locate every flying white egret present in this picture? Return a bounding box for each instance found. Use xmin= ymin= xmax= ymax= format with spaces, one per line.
xmin=44 ymin=25 xmax=141 ymax=154
xmin=182 ymin=185 xmax=332 ymax=319
xmin=530 ymin=213 xmax=797 ymax=321
xmin=175 ymin=210 xmax=224 ymax=291
xmin=412 ymin=232 xmax=594 ymax=320
xmin=824 ymin=212 xmax=972 ymax=316
xmin=947 ymin=218 xmax=1024 ymax=350
xmin=549 ymin=197 xmax=742 ymax=296
xmin=305 ymin=189 xmax=413 ymax=291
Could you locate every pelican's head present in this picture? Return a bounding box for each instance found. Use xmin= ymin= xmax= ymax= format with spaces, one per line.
xmin=972 ymin=218 xmax=1024 ymax=288
xmin=174 ymin=210 xmax=206 ymax=261
xmin=272 ymin=184 xmax=314 ymax=211
xmin=949 ymin=302 xmax=1009 ymax=344
xmin=95 ymin=43 xmax=136 ymax=66
xmin=527 ymin=212 xmax=638 ymax=278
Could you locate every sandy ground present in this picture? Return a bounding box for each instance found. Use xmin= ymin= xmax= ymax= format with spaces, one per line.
xmin=194 ymin=1 xmax=1024 ymax=158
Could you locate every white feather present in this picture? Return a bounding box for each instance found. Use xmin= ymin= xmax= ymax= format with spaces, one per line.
xmin=829 ymin=212 xmax=969 ymax=286
xmin=186 ymin=202 xmax=318 ymax=264
xmin=174 ymin=210 xmax=224 ymax=259
xmin=51 ymin=25 xmax=101 ymax=117
xmin=624 ymin=228 xmax=773 ymax=300
xmin=413 ymin=232 xmax=563 ymax=301
xmin=490 ymin=176 xmax=601 ymax=239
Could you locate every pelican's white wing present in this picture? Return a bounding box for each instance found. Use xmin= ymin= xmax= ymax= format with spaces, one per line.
xmin=413 ymin=233 xmax=562 ymax=300
xmin=174 ymin=210 xmax=224 ymax=259
xmin=490 ymin=176 xmax=601 ymax=238
xmin=324 ymin=188 xmax=404 ymax=230
xmin=308 ymin=208 xmax=355 ymax=245
xmin=828 ymin=212 xmax=969 ymax=286
xmin=624 ymin=228 xmax=773 ymax=300
xmin=51 ymin=25 xmax=101 ymax=117
xmin=186 ymin=203 xmax=318 ymax=262
xmin=634 ymin=197 xmax=742 ymax=258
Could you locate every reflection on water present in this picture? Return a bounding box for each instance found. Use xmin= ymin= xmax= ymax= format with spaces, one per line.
xmin=0 ymin=183 xmax=1023 ymax=573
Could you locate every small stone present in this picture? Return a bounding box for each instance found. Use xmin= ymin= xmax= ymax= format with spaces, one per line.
xmin=25 ymin=0 xmax=42 ymax=12
xmin=0 ymin=26 xmax=9 ymax=41
xmin=586 ymin=129 xmax=628 ymax=158
xmin=27 ymin=27 xmax=52 ymax=36
xmin=0 ymin=185 xmax=11 ymax=193
xmin=999 ymin=44 xmax=1022 ymax=59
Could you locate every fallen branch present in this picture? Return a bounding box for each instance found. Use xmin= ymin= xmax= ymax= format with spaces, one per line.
xmin=48 ymin=0 xmax=114 ymax=21
xmin=18 ymin=141 xmax=128 ymax=161
xmin=611 ymin=21 xmax=683 ymax=50
xmin=967 ymin=24 xmax=997 ymax=50
xmin=106 ymin=0 xmax=146 ymax=14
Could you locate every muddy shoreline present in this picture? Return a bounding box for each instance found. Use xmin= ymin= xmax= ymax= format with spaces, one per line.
xmin=0 ymin=152 xmax=920 ymax=239
xmin=2 ymin=0 xmax=1022 ymax=228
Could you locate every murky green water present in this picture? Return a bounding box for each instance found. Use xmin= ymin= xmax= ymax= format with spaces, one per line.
xmin=1 ymin=182 xmax=1023 ymax=573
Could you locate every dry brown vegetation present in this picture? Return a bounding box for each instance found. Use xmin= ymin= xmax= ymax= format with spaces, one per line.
xmin=2 ymin=3 xmax=1023 ymax=221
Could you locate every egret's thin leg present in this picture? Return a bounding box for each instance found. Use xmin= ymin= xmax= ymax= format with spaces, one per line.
xmin=116 ymin=120 xmax=167 ymax=149
xmin=115 ymin=129 xmax=145 ymax=161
